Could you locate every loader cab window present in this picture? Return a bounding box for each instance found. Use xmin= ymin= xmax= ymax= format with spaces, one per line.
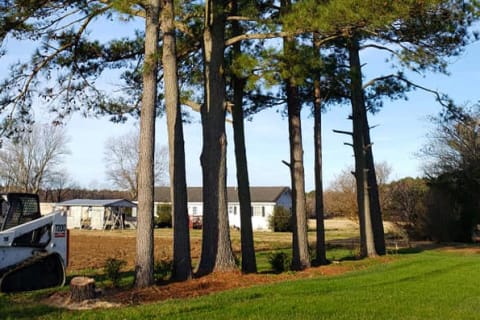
xmin=0 ymin=198 xmax=8 ymax=217
xmin=0 ymin=198 xmax=8 ymax=230
xmin=0 ymin=196 xmax=11 ymax=231
xmin=0 ymin=193 xmax=41 ymax=231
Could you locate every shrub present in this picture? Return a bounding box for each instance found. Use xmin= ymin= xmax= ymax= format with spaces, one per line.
xmin=384 ymin=177 xmax=429 ymax=241
xmin=268 ymin=251 xmax=291 ymax=273
xmin=103 ymin=257 xmax=127 ymax=287
xmin=269 ymin=206 xmax=292 ymax=232
xmin=155 ymin=204 xmax=172 ymax=228
xmin=154 ymin=259 xmax=173 ymax=282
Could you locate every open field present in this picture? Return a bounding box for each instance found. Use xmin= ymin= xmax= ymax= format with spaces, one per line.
xmin=66 ymin=218 xmax=367 ymax=273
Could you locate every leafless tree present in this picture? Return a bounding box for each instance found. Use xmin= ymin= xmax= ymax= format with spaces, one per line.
xmin=324 ymin=161 xmax=392 ymax=222
xmin=419 ymin=107 xmax=480 ymax=177
xmin=0 ymin=123 xmax=70 ymax=193
xmin=325 ymin=167 xmax=358 ymax=221
xmin=104 ymin=131 xmax=168 ymax=199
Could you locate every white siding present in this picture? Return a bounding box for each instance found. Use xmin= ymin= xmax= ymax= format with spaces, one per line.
xmin=227 ymin=202 xmax=275 ymax=231
xmin=89 ymin=207 xmax=105 ymax=230
xmin=66 ymin=207 xmax=82 ymax=229
xmin=228 ymin=203 xmax=241 ymax=229
xmin=188 ymin=202 xmax=203 ymax=217
xmin=153 ymin=189 xmax=292 ymax=231
xmin=251 ymin=203 xmax=275 ymax=230
xmin=63 ymin=206 xmax=105 ymax=230
xmin=40 ymin=203 xmax=55 ymax=216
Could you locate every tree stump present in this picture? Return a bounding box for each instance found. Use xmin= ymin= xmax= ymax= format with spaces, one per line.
xmin=70 ymin=277 xmax=96 ymax=302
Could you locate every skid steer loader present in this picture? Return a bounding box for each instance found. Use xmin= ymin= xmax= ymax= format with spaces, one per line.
xmin=0 ymin=193 xmax=68 ymax=293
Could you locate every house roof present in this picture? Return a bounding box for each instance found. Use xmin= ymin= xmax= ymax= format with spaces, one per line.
xmin=154 ymin=186 xmax=290 ymax=203
xmin=56 ymin=199 xmax=137 ymax=208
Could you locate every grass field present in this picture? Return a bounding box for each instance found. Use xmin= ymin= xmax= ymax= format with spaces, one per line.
xmin=0 ymin=220 xmax=475 ymax=319
xmin=110 ymin=249 xmax=480 ymax=320
xmin=2 ymin=245 xmax=480 ymax=319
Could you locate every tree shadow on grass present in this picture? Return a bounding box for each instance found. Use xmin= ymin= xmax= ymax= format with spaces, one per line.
xmin=320 ymin=238 xmax=441 ymax=260
xmin=391 ymin=242 xmax=443 ymax=255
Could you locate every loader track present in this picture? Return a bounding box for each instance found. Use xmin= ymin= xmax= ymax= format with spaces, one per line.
xmin=0 ymin=251 xmax=65 ymax=293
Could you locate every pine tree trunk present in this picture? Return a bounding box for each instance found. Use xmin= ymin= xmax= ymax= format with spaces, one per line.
xmin=283 ymin=51 xmax=309 ymax=270
xmin=231 ymin=0 xmax=256 ymax=274
xmin=196 ymin=0 xmax=236 ymax=276
xmin=288 ymin=89 xmax=310 ymax=270
xmin=161 ymin=0 xmax=192 ymax=281
xmin=348 ymin=37 xmax=377 ymax=258
xmin=232 ymin=77 xmax=257 ymax=274
xmin=363 ymin=120 xmax=386 ymax=255
xmin=313 ymin=35 xmax=328 ymax=265
xmin=286 ymin=82 xmax=310 ymax=270
xmin=215 ymin=134 xmax=236 ymax=271
xmin=135 ymin=0 xmax=160 ymax=288
xmin=282 ymin=0 xmax=310 ymax=271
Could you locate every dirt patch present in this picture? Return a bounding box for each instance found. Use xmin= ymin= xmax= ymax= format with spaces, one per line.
xmin=67 ymin=230 xmax=205 ymax=272
xmin=45 ymin=291 xmax=122 ymax=310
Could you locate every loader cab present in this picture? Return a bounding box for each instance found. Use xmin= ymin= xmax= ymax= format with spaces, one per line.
xmin=0 ymin=193 xmax=67 ymax=293
xmin=0 ymin=193 xmax=41 ymax=231
xmin=0 ymin=193 xmax=48 ymax=247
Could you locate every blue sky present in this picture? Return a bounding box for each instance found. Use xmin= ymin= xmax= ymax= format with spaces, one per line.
xmin=2 ymin=14 xmax=479 ymax=191
xmin=61 ymin=39 xmax=480 ymax=191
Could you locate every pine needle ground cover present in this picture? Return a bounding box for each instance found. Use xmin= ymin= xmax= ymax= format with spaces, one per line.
xmin=1 ymin=248 xmax=480 ymax=319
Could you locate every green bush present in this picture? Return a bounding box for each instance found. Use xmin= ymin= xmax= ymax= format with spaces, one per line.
xmin=269 ymin=206 xmax=293 ymax=232
xmin=154 ymin=259 xmax=173 ymax=282
xmin=103 ymin=257 xmax=127 ymax=287
xmin=268 ymin=251 xmax=291 ymax=273
xmin=155 ymin=204 xmax=172 ymax=228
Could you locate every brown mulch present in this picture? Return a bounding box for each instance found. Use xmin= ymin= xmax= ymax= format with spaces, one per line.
xmin=45 ymin=264 xmax=357 ymax=310
xmin=44 ymin=230 xmax=394 ymax=309
xmin=108 ymin=264 xmax=355 ymax=306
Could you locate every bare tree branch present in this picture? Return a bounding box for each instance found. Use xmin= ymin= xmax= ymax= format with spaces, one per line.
xmin=333 ymin=129 xmax=353 ymax=136
xmin=363 ymin=74 xmax=451 ymax=108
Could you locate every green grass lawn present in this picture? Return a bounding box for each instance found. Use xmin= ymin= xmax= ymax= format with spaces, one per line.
xmin=2 ymin=247 xmax=480 ymax=319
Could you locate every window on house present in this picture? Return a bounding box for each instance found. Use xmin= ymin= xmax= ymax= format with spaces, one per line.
xmin=233 ymin=206 xmax=237 ymax=215
xmin=252 ymin=206 xmax=264 ymax=217
xmin=192 ymin=206 xmax=198 ymax=215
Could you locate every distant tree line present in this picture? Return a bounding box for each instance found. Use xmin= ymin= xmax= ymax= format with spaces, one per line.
xmin=307 ymin=105 xmax=480 ymax=243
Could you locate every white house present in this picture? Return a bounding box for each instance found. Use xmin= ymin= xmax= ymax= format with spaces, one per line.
xmin=154 ymin=186 xmax=292 ymax=231
xmin=56 ymin=199 xmax=137 ymax=230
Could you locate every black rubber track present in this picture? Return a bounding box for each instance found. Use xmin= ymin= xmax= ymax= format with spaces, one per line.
xmin=0 ymin=254 xmax=65 ymax=293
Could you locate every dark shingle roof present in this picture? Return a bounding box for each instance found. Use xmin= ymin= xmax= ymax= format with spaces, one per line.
xmin=154 ymin=186 xmax=290 ymax=203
